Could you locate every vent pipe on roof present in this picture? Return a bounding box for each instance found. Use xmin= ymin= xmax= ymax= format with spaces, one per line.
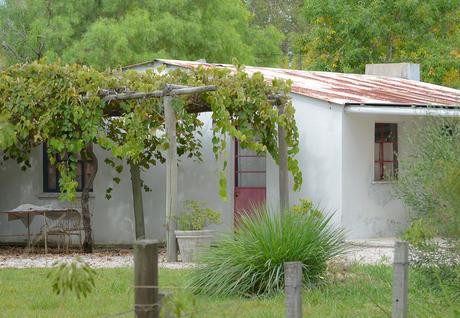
xmin=365 ymin=63 xmax=420 ymax=81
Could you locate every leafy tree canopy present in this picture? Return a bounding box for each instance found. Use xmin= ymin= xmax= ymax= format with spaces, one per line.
xmin=244 ymin=0 xmax=304 ymax=54
xmin=298 ymin=0 xmax=460 ymax=88
xmin=0 ymin=0 xmax=283 ymax=69
xmin=0 ymin=61 xmax=301 ymax=201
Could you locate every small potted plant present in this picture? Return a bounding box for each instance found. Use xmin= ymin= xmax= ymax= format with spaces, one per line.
xmin=174 ymin=200 xmax=221 ymax=263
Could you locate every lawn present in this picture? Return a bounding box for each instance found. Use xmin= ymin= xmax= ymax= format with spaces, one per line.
xmin=0 ymin=265 xmax=458 ymax=318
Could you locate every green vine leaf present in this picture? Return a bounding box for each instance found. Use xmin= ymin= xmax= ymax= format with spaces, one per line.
xmin=0 ymin=61 xmax=302 ymax=201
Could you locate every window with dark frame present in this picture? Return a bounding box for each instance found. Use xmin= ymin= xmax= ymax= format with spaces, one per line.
xmin=43 ymin=145 xmax=93 ymax=192
xmin=374 ymin=123 xmax=398 ymax=181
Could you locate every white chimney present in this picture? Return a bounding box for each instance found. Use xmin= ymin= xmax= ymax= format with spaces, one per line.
xmin=365 ymin=63 xmax=420 ymax=81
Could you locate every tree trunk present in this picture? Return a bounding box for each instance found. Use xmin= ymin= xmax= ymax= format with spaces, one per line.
xmin=81 ymin=144 xmax=97 ymax=253
xmin=386 ymin=33 xmax=394 ymax=62
xmin=130 ymin=163 xmax=145 ymax=240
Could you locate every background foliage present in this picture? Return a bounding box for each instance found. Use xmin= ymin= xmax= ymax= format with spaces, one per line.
xmin=396 ymin=117 xmax=460 ymax=241
xmin=0 ymin=0 xmax=283 ymax=69
xmin=297 ymin=0 xmax=460 ymax=88
xmin=1 ymin=1 xmax=458 ymax=88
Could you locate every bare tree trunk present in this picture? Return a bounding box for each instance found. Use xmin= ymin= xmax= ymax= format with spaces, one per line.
xmin=386 ymin=33 xmax=394 ymax=62
xmin=130 ymin=163 xmax=145 ymax=240
xmin=81 ymin=144 xmax=97 ymax=253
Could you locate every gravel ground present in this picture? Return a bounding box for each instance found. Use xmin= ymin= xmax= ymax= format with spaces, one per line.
xmin=0 ymin=246 xmax=196 ymax=269
xmin=339 ymin=242 xmax=395 ymax=265
xmin=0 ymin=241 xmax=397 ymax=269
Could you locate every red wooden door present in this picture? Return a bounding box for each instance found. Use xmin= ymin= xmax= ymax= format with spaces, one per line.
xmin=234 ymin=139 xmax=266 ymax=225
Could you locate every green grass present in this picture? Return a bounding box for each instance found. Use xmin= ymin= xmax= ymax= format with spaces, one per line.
xmin=0 ymin=265 xmax=458 ymax=318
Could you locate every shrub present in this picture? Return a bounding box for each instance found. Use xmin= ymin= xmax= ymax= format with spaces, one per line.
xmin=402 ymin=218 xmax=437 ymax=249
xmin=396 ymin=117 xmax=460 ymax=241
xmin=187 ymin=205 xmax=347 ymax=296
xmin=176 ymin=200 xmax=221 ymax=231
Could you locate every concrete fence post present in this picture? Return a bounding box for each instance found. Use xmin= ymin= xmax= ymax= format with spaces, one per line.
xmin=134 ymin=239 xmax=159 ymax=318
xmin=285 ymin=261 xmax=303 ymax=318
xmin=392 ymin=241 xmax=409 ymax=318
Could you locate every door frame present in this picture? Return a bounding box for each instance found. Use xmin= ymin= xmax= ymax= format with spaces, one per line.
xmin=233 ymin=138 xmax=267 ymax=224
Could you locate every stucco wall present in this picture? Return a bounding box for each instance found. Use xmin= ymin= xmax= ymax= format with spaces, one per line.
xmin=267 ymin=94 xmax=344 ymax=226
xmin=0 ymin=90 xmax=421 ymax=243
xmin=0 ymin=112 xmax=234 ymax=244
xmin=341 ymin=113 xmax=415 ymax=238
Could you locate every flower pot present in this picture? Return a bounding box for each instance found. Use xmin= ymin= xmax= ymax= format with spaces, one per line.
xmin=174 ymin=230 xmax=214 ymax=263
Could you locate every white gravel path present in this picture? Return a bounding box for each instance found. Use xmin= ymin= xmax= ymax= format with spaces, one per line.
xmin=0 ymin=247 xmax=196 ymax=269
xmin=0 ymin=240 xmax=397 ymax=269
xmin=0 ymin=255 xmax=197 ymax=269
xmin=339 ymin=240 xmax=395 ymax=265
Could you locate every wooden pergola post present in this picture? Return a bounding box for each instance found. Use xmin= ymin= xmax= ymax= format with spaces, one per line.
xmin=278 ymin=104 xmax=289 ymax=214
xmin=164 ymin=94 xmax=178 ymax=262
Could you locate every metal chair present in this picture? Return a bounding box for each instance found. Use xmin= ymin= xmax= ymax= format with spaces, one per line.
xmin=44 ymin=210 xmax=83 ymax=253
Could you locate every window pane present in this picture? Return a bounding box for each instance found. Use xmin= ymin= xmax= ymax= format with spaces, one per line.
xmin=383 ymin=124 xmax=397 ymax=142
xmin=383 ymin=143 xmax=394 ymax=161
xmin=238 ymin=156 xmax=266 ymax=172
xmin=383 ymin=162 xmax=395 ymax=180
xmin=47 ymin=165 xmax=57 ymax=190
xmin=238 ymin=172 xmax=266 ymax=187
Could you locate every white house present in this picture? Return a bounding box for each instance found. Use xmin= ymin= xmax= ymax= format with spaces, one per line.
xmin=1 ymin=61 xmax=460 ymax=245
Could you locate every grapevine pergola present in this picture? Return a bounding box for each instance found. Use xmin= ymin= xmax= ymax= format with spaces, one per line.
xmin=0 ymin=62 xmax=301 ymax=257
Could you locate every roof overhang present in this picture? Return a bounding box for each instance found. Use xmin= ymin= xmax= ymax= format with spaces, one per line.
xmin=344 ymin=104 xmax=460 ymax=117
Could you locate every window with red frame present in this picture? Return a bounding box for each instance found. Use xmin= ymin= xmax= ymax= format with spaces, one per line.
xmin=374 ymin=123 xmax=398 ymax=181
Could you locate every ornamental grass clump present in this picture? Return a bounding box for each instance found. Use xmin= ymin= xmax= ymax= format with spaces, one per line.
xmin=187 ymin=205 xmax=347 ymax=296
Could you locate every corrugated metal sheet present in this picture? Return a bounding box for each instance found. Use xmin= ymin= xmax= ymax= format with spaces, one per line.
xmin=129 ymin=59 xmax=460 ymax=107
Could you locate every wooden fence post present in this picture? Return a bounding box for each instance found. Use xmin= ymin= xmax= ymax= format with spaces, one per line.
xmin=134 ymin=239 xmax=159 ymax=318
xmin=392 ymin=241 xmax=409 ymax=318
xmin=285 ymin=261 xmax=302 ymax=318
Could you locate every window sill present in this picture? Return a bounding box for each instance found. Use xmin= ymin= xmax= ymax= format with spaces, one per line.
xmin=371 ymin=180 xmax=396 ymax=185
xmin=37 ymin=192 xmax=95 ymax=199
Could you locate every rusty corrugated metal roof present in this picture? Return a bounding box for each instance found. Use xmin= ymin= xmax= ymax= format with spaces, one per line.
xmin=128 ymin=59 xmax=460 ymax=107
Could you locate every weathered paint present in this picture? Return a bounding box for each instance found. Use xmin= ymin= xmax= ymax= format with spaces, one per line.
xmin=125 ymin=59 xmax=460 ymax=106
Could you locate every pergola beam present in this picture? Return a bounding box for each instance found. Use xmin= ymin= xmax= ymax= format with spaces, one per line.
xmin=92 ymin=85 xmax=217 ymax=103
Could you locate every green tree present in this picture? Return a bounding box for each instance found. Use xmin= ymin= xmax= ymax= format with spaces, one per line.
xmin=298 ymin=0 xmax=460 ymax=88
xmin=0 ymin=0 xmax=283 ymax=69
xmin=397 ymin=117 xmax=460 ymax=241
xmin=244 ymin=0 xmax=304 ymax=54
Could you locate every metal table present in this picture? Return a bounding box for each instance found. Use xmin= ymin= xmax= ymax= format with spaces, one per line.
xmin=0 ymin=204 xmax=78 ymax=253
